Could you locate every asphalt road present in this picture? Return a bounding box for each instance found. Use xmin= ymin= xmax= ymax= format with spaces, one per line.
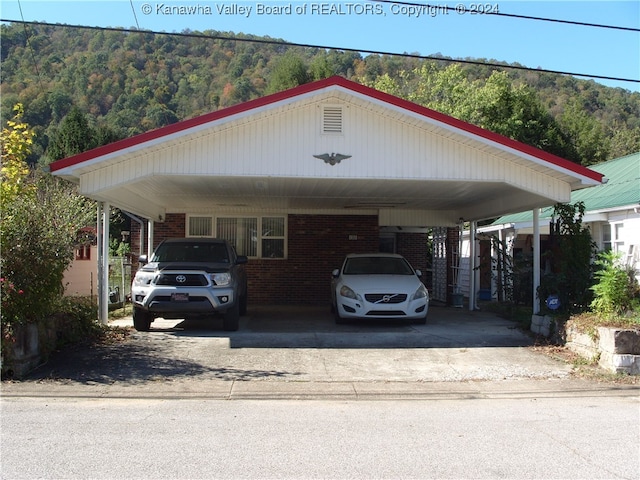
xmin=2 ymin=305 xmax=639 ymax=479
xmin=2 ymin=388 xmax=639 ymax=479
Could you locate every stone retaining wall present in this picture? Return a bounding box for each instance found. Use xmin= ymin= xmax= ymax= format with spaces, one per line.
xmin=565 ymin=324 xmax=640 ymax=375
xmin=531 ymin=315 xmax=640 ymax=375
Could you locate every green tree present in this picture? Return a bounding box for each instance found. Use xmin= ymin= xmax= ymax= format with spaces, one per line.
xmin=266 ymin=52 xmax=310 ymax=94
xmin=608 ymin=126 xmax=640 ymax=160
xmin=406 ymin=63 xmax=471 ymax=118
xmin=460 ymin=72 xmax=577 ymax=161
xmin=560 ymin=99 xmax=610 ymax=165
xmin=379 ymin=67 xmax=579 ymax=162
xmin=309 ymin=54 xmax=335 ymax=81
xmin=46 ymin=106 xmax=94 ymax=161
xmin=46 ymin=106 xmax=119 ymax=163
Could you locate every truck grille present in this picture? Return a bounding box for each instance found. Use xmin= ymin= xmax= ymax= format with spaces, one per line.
xmin=155 ymin=273 xmax=208 ymax=286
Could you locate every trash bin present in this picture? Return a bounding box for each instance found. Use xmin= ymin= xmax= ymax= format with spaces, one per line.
xmin=451 ymin=292 xmax=464 ymax=308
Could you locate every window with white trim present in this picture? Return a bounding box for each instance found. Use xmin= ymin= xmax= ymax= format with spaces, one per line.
xmin=188 ymin=216 xmax=213 ymax=237
xmin=602 ymin=223 xmax=612 ymax=251
xmin=613 ymin=222 xmax=624 ymax=253
xmin=186 ymin=215 xmax=286 ymax=258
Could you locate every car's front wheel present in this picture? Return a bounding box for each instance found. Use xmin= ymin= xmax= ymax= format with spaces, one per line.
xmin=239 ymin=290 xmax=248 ymax=316
xmin=133 ymin=308 xmax=152 ymax=331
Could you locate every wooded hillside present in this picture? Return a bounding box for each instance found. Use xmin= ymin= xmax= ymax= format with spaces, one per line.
xmin=1 ymin=22 xmax=638 ymax=165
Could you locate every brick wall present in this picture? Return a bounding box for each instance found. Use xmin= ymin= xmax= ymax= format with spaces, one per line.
xmin=247 ymin=214 xmax=379 ymax=305
xmin=130 ymin=213 xmax=186 ymax=256
xmin=396 ymin=232 xmax=431 ymax=291
xmin=131 ymin=213 xmax=432 ymax=305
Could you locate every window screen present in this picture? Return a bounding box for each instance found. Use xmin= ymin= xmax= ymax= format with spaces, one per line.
xmin=188 ymin=216 xmax=212 ymax=236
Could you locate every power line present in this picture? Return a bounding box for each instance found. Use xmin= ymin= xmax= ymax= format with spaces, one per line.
xmin=15 ymin=2 xmax=44 ymax=92
xmin=2 ymin=18 xmax=638 ymax=85
xmin=128 ymin=0 xmax=141 ymax=30
xmin=369 ymin=0 xmax=640 ymax=32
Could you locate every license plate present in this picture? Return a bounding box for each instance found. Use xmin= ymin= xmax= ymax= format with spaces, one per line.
xmin=171 ymin=293 xmax=189 ymax=302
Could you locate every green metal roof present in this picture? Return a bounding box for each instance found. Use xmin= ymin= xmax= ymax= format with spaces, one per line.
xmin=493 ymin=152 xmax=640 ymax=225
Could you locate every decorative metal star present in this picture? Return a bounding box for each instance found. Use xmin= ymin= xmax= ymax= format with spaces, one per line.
xmin=313 ymin=153 xmax=352 ymax=166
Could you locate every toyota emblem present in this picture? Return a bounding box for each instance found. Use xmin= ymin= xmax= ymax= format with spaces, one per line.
xmin=175 ymin=275 xmax=187 ymax=283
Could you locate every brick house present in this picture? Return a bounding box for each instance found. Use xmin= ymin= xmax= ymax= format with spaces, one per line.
xmin=50 ymin=76 xmax=602 ymax=320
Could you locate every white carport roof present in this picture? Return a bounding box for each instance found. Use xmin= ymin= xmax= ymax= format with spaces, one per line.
xmin=50 ymin=76 xmax=603 ymax=226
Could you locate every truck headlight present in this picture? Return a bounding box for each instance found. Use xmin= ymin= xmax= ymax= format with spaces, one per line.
xmin=133 ymin=271 xmax=155 ymax=287
xmin=210 ymin=272 xmax=231 ymax=286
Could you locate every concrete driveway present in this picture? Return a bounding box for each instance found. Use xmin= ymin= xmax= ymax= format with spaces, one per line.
xmin=16 ymin=304 xmax=572 ymax=391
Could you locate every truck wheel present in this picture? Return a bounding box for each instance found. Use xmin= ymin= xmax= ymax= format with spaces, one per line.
xmin=223 ymin=302 xmax=240 ymax=331
xmin=133 ymin=308 xmax=152 ymax=331
xmin=239 ymin=291 xmax=248 ymax=316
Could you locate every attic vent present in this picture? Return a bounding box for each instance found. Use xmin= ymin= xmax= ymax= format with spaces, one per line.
xmin=322 ymin=105 xmax=343 ymax=134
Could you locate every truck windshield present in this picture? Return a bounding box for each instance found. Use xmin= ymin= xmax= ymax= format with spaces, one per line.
xmin=151 ymin=243 xmax=230 ymax=263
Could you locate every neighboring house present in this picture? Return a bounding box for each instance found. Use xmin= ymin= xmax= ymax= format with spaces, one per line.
xmin=459 ymin=152 xmax=640 ymax=302
xmin=49 ymin=76 xmax=603 ymax=319
xmin=63 ymin=228 xmax=98 ymax=297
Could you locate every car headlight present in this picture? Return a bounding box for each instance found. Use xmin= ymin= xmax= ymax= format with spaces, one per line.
xmin=210 ymin=272 xmax=231 ymax=286
xmin=411 ymin=284 xmax=429 ymax=301
xmin=339 ymin=285 xmax=358 ymax=300
xmin=133 ymin=271 xmax=155 ymax=287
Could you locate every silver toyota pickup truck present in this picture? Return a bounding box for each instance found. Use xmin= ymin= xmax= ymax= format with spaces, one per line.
xmin=131 ymin=238 xmax=248 ymax=331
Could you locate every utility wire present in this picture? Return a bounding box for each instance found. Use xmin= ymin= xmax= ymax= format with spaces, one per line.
xmin=15 ymin=1 xmax=45 ymax=92
xmin=2 ymin=18 xmax=638 ymax=85
xmin=128 ymin=0 xmax=141 ymax=30
xmin=368 ymin=0 xmax=640 ymax=32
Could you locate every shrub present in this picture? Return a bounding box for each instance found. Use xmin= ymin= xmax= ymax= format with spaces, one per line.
xmin=590 ymin=251 xmax=640 ymax=317
xmin=538 ymin=202 xmax=597 ymax=315
xmin=1 ymin=105 xmax=96 ymax=371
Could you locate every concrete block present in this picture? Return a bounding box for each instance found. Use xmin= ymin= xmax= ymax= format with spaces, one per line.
xmin=531 ymin=315 xmax=552 ymax=337
xmin=7 ymin=323 xmax=41 ymax=378
xmin=599 ymin=352 xmax=640 ymax=375
xmin=597 ymin=327 xmax=640 ymax=354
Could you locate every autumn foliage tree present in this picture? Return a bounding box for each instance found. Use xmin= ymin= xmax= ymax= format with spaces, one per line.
xmin=1 ymin=104 xmax=95 ymax=364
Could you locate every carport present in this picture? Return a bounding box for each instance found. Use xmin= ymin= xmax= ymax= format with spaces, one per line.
xmin=49 ymin=76 xmax=603 ymax=322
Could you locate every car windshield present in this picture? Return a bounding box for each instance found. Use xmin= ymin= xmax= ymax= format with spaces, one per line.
xmin=151 ymin=243 xmax=230 ymax=263
xmin=343 ymin=256 xmax=413 ymax=275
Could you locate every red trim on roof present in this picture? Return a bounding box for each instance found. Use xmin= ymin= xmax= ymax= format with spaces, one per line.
xmin=49 ymin=76 xmax=603 ymax=184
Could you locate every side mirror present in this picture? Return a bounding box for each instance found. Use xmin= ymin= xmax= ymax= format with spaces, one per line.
xmin=236 ymin=255 xmax=248 ymax=265
xmin=415 ymin=269 xmax=422 ymax=277
xmin=138 ymin=254 xmax=148 ymax=265
xmin=332 ymin=269 xmax=340 ymax=278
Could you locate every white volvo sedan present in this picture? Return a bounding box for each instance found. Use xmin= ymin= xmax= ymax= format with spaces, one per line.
xmin=331 ymin=253 xmax=429 ymax=324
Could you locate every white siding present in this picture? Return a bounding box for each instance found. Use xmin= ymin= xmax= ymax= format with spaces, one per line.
xmin=86 ymin=99 xmax=572 ymax=194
